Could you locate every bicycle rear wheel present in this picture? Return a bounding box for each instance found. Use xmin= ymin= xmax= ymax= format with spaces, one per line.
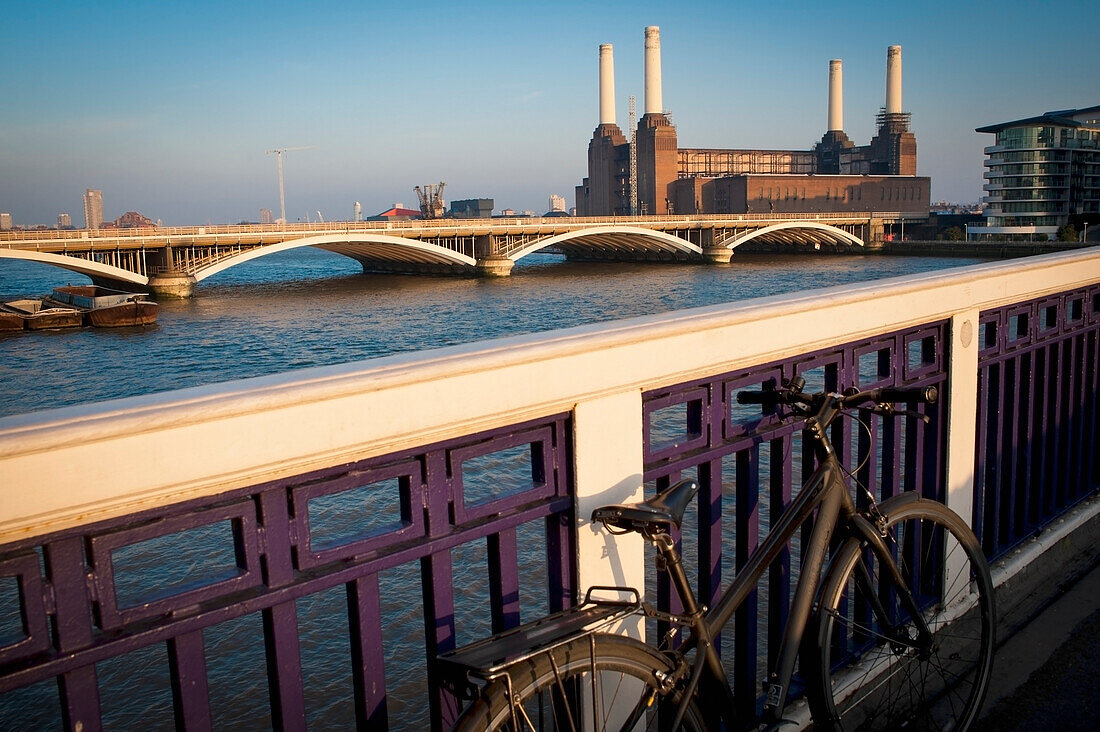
xmin=805 ymin=495 xmax=995 ymax=731
xmin=454 ymin=632 xmax=705 ymax=731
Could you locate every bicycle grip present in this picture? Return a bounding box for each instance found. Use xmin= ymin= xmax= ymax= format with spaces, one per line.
xmin=878 ymin=385 xmax=938 ymax=404
xmin=736 ymin=390 xmax=777 ymax=405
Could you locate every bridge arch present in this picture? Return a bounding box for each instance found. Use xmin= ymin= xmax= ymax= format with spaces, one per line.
xmin=507 ymin=226 xmax=702 ymax=262
xmin=0 ymin=249 xmax=150 ymax=286
xmin=194 ymin=233 xmax=478 ymax=281
xmin=725 ymin=221 xmax=864 ymax=250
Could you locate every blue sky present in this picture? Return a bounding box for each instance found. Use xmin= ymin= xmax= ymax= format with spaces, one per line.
xmin=2 ymin=0 xmax=1097 ymax=226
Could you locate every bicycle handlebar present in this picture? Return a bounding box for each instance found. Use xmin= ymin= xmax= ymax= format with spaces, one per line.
xmin=736 ymin=383 xmax=937 ymax=410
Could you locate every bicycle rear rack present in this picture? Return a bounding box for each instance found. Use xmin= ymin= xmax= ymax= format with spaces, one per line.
xmin=438 ymin=586 xmax=641 ymax=681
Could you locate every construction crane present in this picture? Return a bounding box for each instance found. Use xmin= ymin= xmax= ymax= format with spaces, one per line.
xmin=414 ymin=182 xmax=446 ymax=219
xmin=265 ymin=146 xmax=316 ymax=223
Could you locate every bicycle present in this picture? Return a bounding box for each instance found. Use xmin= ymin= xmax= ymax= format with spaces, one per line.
xmin=440 ymin=377 xmax=995 ymax=731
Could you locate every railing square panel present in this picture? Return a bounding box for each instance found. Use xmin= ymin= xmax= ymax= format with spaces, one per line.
xmin=644 ymin=386 xmax=710 ymax=464
xmin=903 ymin=327 xmax=942 ymax=381
xmin=89 ymin=501 xmax=261 ymax=629
xmin=855 ymin=342 xmax=895 ymax=387
xmin=292 ymin=460 xmax=425 ymax=570
xmin=979 ymin=314 xmax=1000 ymax=356
xmin=1036 ymin=296 xmax=1062 ymax=339
xmin=791 ymin=352 xmax=843 ymax=393
xmin=1004 ymin=304 xmax=1034 ymax=351
xmin=1067 ymin=293 xmax=1085 ymax=325
xmin=0 ymin=552 xmax=50 ymax=665
xmin=451 ymin=425 xmax=557 ymax=524
xmin=723 ymin=368 xmax=784 ymax=444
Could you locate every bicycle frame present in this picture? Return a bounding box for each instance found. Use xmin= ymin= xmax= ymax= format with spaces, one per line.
xmin=658 ymin=409 xmax=933 ymax=728
xmin=652 ymin=453 xmax=845 ymax=727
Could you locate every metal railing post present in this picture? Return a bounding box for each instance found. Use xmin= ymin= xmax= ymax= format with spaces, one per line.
xmin=944 ymin=309 xmax=981 ymax=591
xmin=572 ymin=390 xmax=647 ymax=637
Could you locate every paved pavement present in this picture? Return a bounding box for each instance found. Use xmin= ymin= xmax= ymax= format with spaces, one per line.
xmin=971 ymin=558 xmax=1100 ymax=731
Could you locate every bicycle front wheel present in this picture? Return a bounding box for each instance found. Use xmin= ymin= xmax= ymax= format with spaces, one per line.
xmin=454 ymin=632 xmax=706 ymax=731
xmin=806 ymin=495 xmax=995 ymax=731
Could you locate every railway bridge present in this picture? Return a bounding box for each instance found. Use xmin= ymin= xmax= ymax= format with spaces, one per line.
xmin=0 ymin=212 xmax=916 ymax=297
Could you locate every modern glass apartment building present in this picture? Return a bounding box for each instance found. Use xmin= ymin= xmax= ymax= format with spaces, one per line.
xmin=971 ymin=105 xmax=1099 ymax=239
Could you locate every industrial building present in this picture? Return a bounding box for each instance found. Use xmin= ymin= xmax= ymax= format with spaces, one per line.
xmin=971 ymin=105 xmax=1100 ymax=240
xmin=450 ymin=199 xmax=495 ymax=218
xmin=576 ymin=29 xmax=929 ymax=217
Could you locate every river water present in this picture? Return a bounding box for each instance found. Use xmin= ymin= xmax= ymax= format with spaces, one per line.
xmin=0 ymin=249 xmax=990 ymax=729
xmin=0 ymin=249 xmax=988 ymax=419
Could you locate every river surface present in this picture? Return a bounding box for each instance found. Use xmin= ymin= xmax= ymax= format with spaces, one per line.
xmin=0 ymin=249 xmax=991 ymax=729
xmin=0 ymin=249 xmax=988 ymax=419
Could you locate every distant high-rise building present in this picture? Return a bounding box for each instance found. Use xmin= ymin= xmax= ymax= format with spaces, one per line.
xmin=973 ymin=105 xmax=1100 ymax=240
xmin=354 ymin=201 xmax=363 ymax=222
xmin=0 ymin=212 xmax=12 ymax=231
xmin=83 ymin=189 xmax=104 ymax=229
xmin=57 ymin=213 xmax=72 ymax=229
xmin=548 ymin=194 xmax=566 ymax=212
xmin=259 ymin=207 xmax=274 ymax=224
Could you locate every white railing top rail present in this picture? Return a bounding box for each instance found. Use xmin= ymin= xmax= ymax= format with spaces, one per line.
xmin=0 ymin=248 xmax=1097 ymax=543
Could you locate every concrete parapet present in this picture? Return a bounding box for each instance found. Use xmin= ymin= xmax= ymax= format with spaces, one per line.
xmin=147 ymin=271 xmax=197 ymax=299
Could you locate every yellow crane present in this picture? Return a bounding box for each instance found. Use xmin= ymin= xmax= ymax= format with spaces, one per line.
xmin=265 ymin=146 xmax=316 ymax=223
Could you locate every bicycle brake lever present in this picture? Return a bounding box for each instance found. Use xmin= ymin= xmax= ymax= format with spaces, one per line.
xmin=865 ymin=404 xmax=931 ymax=424
xmin=892 ymin=407 xmax=931 ymax=424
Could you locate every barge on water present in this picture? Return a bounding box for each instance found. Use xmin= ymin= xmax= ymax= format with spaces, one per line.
xmin=47 ymin=286 xmax=158 ymax=327
xmin=0 ymin=299 xmax=84 ymax=330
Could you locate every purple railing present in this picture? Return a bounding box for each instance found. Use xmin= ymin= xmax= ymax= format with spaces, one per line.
xmin=0 ymin=414 xmax=574 ymax=731
xmin=975 ymin=284 xmax=1100 ymax=558
xmin=642 ymin=322 xmax=949 ymax=720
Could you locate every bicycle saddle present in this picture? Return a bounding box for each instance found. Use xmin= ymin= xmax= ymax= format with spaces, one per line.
xmin=591 ymin=479 xmax=699 ymax=533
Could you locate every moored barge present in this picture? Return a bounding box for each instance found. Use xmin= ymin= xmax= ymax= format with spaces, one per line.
xmin=48 ymin=286 xmax=158 ymax=327
xmin=0 ymin=299 xmax=84 ymax=330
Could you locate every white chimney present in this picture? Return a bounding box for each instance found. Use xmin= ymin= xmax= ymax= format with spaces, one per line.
xmin=599 ymin=44 xmax=616 ymax=125
xmin=828 ymin=59 xmax=843 ymax=132
xmin=886 ymin=45 xmax=902 ymax=114
xmin=644 ymin=26 xmax=663 ymax=115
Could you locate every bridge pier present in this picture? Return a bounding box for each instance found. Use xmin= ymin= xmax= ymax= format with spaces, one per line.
xmin=700 ymin=230 xmax=733 ymax=264
xmin=865 ymin=219 xmax=886 ymax=250
xmin=147 ymin=271 xmax=197 ymax=299
xmin=475 ymin=256 xmax=514 ymax=277
xmin=702 ymin=246 xmax=733 ymax=264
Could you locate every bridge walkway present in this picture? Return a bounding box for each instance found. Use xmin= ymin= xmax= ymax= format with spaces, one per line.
xmin=971 ymin=546 xmax=1100 ymax=730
